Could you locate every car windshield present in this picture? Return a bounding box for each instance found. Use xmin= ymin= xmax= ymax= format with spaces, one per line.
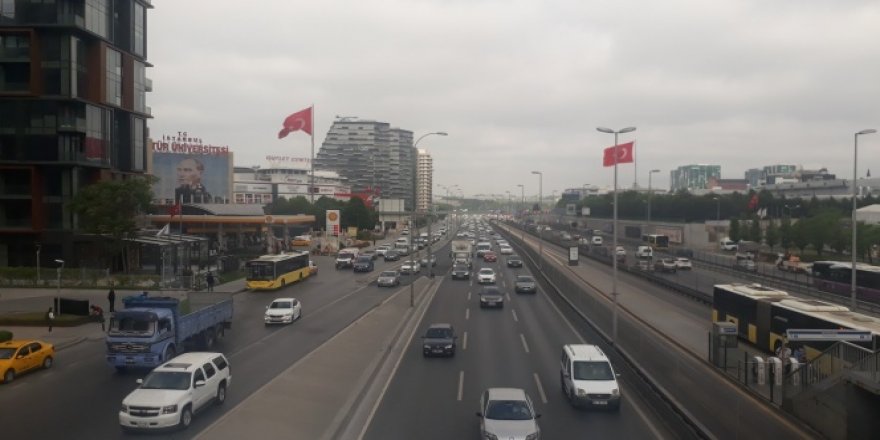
xmin=425 ymin=328 xmax=452 ymax=338
xmin=357 ymin=257 xmax=371 ymax=263
xmin=0 ymin=348 xmax=16 ymax=359
xmin=479 ymin=269 xmax=493 ymax=274
xmin=270 ymin=301 xmax=292 ymax=309
xmin=510 ymin=255 xmax=520 ymax=260
xmin=454 ymin=265 xmax=467 ymax=270
xmin=516 ymin=276 xmax=534 ymax=282
xmin=485 ymin=400 xmax=533 ymax=421
xmin=573 ymin=361 xmax=615 ymax=380
xmin=141 ymin=371 xmax=192 ymax=390
xmin=380 ymin=271 xmax=397 ymax=277
xmin=482 ymin=288 xmax=501 ymax=295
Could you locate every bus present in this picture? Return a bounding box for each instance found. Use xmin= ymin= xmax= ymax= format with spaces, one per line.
xmin=712 ymin=283 xmax=880 ymax=360
xmin=245 ymin=251 xmax=311 ymax=290
xmin=811 ymin=261 xmax=880 ymax=305
xmin=642 ymin=234 xmax=669 ymax=249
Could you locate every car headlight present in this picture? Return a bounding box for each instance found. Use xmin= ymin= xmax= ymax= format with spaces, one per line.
xmin=161 ymin=405 xmax=178 ymax=414
xmin=483 ymin=433 xmax=498 ymax=440
xmin=120 ymin=404 xmax=128 ymax=414
xmin=612 ymin=388 xmax=620 ymax=396
xmin=577 ymin=388 xmax=586 ymax=397
xmin=424 ymin=344 xmax=431 ymax=349
xmin=445 ymin=344 xmax=453 ymax=349
xmin=526 ymin=433 xmax=539 ymax=440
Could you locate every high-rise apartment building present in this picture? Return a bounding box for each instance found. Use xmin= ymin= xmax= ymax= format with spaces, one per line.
xmin=315 ymin=119 xmax=416 ymax=210
xmin=416 ymin=149 xmax=432 ymax=212
xmin=670 ymin=165 xmax=721 ymax=192
xmin=0 ymin=0 xmax=153 ymax=266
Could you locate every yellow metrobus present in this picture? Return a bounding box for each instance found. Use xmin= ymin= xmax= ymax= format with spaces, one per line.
xmin=245 ymin=252 xmax=311 ymax=290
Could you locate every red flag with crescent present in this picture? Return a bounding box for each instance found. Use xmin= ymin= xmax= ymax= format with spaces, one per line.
xmin=602 ymin=142 xmax=635 ymax=167
xmin=278 ymin=107 xmax=313 ymax=139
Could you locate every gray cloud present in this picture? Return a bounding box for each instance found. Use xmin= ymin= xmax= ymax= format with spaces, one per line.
xmin=148 ymin=0 xmax=880 ymax=199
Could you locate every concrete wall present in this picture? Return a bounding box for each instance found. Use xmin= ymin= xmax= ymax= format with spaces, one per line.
xmin=547 ymin=214 xmax=730 ymax=250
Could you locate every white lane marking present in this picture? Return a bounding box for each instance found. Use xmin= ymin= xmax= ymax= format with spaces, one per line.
xmin=502 ymin=280 xmax=507 ymax=288
xmin=469 ymin=279 xmax=473 ymax=287
xmin=468 ymin=291 xmax=472 ymax=301
xmin=511 ymin=309 xmax=519 ymax=322
xmin=463 ymin=332 xmax=468 ymax=350
xmin=457 ymin=370 xmax=465 ymax=401
xmin=465 ymin=308 xmax=470 ymax=320
xmin=533 ymin=372 xmax=548 ymax=404
xmin=506 ymin=293 xmax=511 ymax=302
xmin=520 ymin=333 xmax=530 ymax=353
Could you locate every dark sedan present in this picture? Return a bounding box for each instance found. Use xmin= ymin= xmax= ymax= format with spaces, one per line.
xmin=451 ymin=264 xmax=471 ymax=280
xmin=506 ymin=255 xmax=523 ymax=268
xmin=479 ymin=286 xmax=504 ymax=308
xmin=514 ymin=275 xmax=537 ymax=293
xmin=384 ymin=250 xmax=401 ymax=262
xmin=422 ymin=323 xmax=457 ymax=357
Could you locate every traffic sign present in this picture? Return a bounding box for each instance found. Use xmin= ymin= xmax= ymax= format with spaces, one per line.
xmin=786 ymin=329 xmax=872 ymax=342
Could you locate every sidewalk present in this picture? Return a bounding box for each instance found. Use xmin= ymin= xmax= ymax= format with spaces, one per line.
xmin=196 ymin=277 xmax=434 ymax=440
xmin=0 ymin=277 xmax=248 ymax=350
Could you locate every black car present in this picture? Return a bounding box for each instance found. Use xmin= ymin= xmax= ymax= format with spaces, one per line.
xmin=384 ymin=250 xmax=401 ymax=262
xmin=451 ymin=264 xmax=470 ymax=280
xmin=353 ymin=255 xmax=374 ymax=272
xmin=422 ymin=323 xmax=457 ymax=357
xmin=507 ymin=255 xmax=523 ymax=268
xmin=479 ymin=286 xmax=504 ymax=308
xmin=514 ymin=275 xmax=537 ymax=293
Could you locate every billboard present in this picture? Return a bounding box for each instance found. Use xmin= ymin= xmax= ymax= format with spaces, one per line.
xmin=149 ymin=133 xmax=232 ymax=204
xmin=326 ymin=210 xmax=341 ymax=236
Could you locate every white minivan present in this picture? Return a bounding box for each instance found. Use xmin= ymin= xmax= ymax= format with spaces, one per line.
xmin=560 ymin=344 xmax=620 ymax=410
xmin=591 ymin=236 xmax=603 ymax=246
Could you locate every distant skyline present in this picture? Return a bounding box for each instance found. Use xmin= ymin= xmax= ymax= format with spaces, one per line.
xmin=148 ymin=0 xmax=880 ymax=200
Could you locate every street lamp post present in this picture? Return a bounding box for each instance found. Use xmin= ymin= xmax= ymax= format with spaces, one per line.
xmin=35 ymin=243 xmax=41 ymax=286
xmin=597 ymin=126 xmax=637 ymax=346
xmin=532 ymin=171 xmax=543 ymax=269
xmin=713 ymin=197 xmax=721 ymax=221
xmin=54 ymin=259 xmax=64 ymax=316
xmin=647 ymin=169 xmax=660 ymax=223
xmin=853 ymin=129 xmax=877 ymax=308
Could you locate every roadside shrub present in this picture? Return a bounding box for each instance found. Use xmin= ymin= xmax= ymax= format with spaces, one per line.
xmin=0 ymin=330 xmax=12 ymax=342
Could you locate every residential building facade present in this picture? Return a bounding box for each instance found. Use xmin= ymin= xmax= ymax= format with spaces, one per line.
xmin=314 ymin=119 xmax=416 ymax=210
xmin=232 ymin=166 xmax=351 ymax=204
xmin=416 ymin=148 xmax=432 ymax=212
xmin=0 ymin=0 xmax=153 ymax=266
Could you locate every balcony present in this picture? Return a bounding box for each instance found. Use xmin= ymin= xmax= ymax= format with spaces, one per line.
xmin=145 ymin=77 xmax=153 ymax=92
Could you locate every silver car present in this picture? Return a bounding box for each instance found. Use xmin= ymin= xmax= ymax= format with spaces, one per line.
xmin=377 ymin=270 xmax=400 ymax=287
xmin=477 ymin=388 xmax=541 ymax=440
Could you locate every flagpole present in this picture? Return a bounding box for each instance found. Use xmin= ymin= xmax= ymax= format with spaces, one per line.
xmin=310 ymin=104 xmax=315 ymax=204
xmin=633 ymin=140 xmax=638 ymax=188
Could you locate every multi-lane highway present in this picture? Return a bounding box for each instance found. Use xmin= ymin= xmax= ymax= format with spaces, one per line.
xmin=363 ymin=236 xmax=682 ymax=439
xmin=0 ymin=250 xmax=431 ymax=439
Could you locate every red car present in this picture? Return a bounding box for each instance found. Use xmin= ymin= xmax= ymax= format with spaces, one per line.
xmin=483 ymin=251 xmax=497 ymax=262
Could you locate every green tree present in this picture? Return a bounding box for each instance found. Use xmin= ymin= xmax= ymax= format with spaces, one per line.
xmin=749 ymin=216 xmax=762 ymax=244
xmin=729 ymin=218 xmax=741 ymax=242
xmin=792 ymin=220 xmax=810 ymax=254
xmin=780 ymin=217 xmax=793 ymax=250
xmin=342 ymin=197 xmax=373 ymax=230
xmin=805 ymin=211 xmax=839 ymax=256
xmin=765 ymin=220 xmax=779 ymax=250
xmin=69 ymin=177 xmax=155 ymax=272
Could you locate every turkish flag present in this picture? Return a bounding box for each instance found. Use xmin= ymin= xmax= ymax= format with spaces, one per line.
xmin=278 ymin=107 xmax=313 ymax=139
xmin=602 ymin=142 xmax=635 ymax=167
xmin=167 ymin=202 xmax=181 ymax=219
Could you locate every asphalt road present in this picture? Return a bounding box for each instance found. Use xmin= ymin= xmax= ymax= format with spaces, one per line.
xmin=0 ymin=248 xmax=437 ymax=439
xmin=363 ymin=241 xmax=675 ymax=439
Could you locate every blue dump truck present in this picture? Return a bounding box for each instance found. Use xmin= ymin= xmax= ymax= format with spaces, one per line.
xmin=106 ymin=293 xmax=233 ymax=371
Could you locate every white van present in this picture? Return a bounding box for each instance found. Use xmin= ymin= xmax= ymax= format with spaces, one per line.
xmin=636 ymin=246 xmax=653 ymax=259
xmin=720 ymin=238 xmax=738 ymax=251
xmin=591 ymin=236 xmax=603 ymax=246
xmin=560 ymin=344 xmax=620 ymax=410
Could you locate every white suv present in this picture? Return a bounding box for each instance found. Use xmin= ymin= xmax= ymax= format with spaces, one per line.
xmin=560 ymin=344 xmax=620 ymax=410
xmin=120 ymin=352 xmax=232 ymax=431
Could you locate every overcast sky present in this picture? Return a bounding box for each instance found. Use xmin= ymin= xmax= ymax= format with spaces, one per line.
xmin=148 ymin=0 xmax=880 ymax=200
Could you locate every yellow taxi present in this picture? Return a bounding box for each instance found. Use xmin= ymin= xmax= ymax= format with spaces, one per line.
xmin=0 ymin=339 xmax=55 ymax=384
xmin=291 ymin=235 xmax=311 ymax=247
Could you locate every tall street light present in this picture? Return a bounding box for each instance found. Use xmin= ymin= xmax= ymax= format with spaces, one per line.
xmin=713 ymin=196 xmax=721 ymax=221
xmin=54 ymin=259 xmax=65 ymax=316
xmin=532 ymin=171 xmax=543 ymax=269
xmin=852 ymin=128 xmax=877 ymax=308
xmin=517 ymin=184 xmax=525 ymax=241
xmin=411 ymin=131 xmax=448 ymax=307
xmin=35 ymin=243 xmax=41 ymax=286
xmin=647 ymin=169 xmax=660 ymax=223
xmin=597 ymin=125 xmax=637 ymax=346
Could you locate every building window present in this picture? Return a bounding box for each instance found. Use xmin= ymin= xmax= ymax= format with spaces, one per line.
xmin=105 ymin=47 xmax=121 ymax=106
xmin=85 ymin=0 xmax=108 ymax=38
xmin=133 ymin=61 xmax=146 ymax=112
xmin=0 ymin=0 xmax=16 ymax=21
xmin=132 ymin=117 xmax=145 ymax=171
xmin=133 ymin=2 xmax=145 ymax=56
xmin=0 ymin=34 xmax=30 ymax=92
xmin=85 ymin=104 xmax=109 ymax=162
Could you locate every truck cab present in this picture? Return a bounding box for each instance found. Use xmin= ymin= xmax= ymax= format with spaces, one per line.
xmin=336 ymin=248 xmax=360 ymax=269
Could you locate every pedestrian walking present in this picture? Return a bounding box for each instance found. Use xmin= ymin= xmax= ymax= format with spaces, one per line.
xmin=108 ymin=288 xmax=116 ymax=312
xmin=91 ymin=305 xmax=105 ymax=331
xmin=46 ymin=307 xmax=55 ymax=333
xmin=206 ymin=271 xmax=215 ymax=292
